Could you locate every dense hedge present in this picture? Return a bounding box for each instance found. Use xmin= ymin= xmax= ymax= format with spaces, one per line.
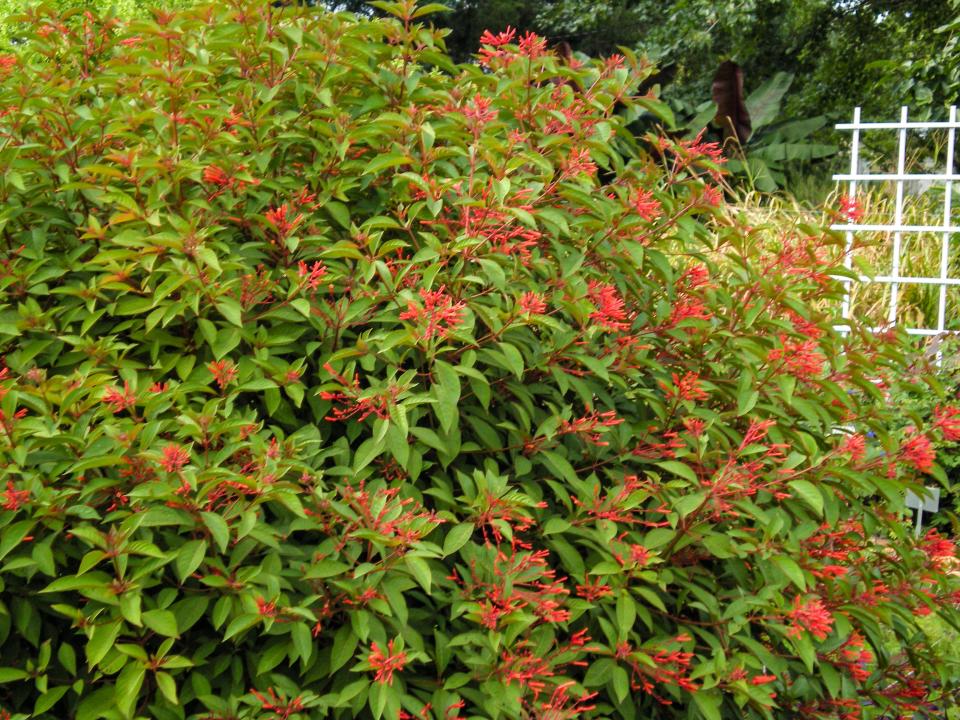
xmin=0 ymin=2 xmax=958 ymax=719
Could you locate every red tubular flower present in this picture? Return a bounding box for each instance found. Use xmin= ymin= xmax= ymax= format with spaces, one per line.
xmin=839 ymin=195 xmax=864 ymax=223
xmin=399 ymin=286 xmax=466 ymax=341
xmin=787 ymin=595 xmax=834 ymax=641
xmin=587 ymin=281 xmax=630 ymax=331
xmin=463 ymin=94 xmax=497 ymax=127
xmin=265 ymin=204 xmax=304 ymax=237
xmin=933 ymin=404 xmax=960 ymax=441
xmin=477 ymin=27 xmax=518 ymax=65
xmin=256 ymin=597 xmax=277 ymax=617
xmin=203 ymin=164 xmax=232 ymax=187
xmin=900 ymin=431 xmax=935 ymax=474
xmin=632 ymin=188 xmax=662 ymax=221
xmin=207 ymin=359 xmax=238 ymax=390
xmin=840 ymin=433 xmax=866 ymax=461
xmin=250 ymin=688 xmax=304 ymax=720
xmin=661 ymin=371 xmax=707 ymax=402
xmin=103 ymin=381 xmax=137 ymax=414
xmin=297 ymin=260 xmax=327 ymax=290
xmin=159 ymin=444 xmax=189 ymax=473
xmin=2 ymin=481 xmax=29 ymax=511
xmin=563 ymin=148 xmax=597 ymax=178
xmin=518 ymin=31 xmax=547 ymax=58
xmin=767 ymin=334 xmax=825 ymax=379
xmin=559 ymin=409 xmax=623 ymax=446
xmin=479 ymin=27 xmax=516 ymax=47
xmin=519 ymin=291 xmax=547 ymax=315
xmin=921 ymin=528 xmax=956 ymax=565
xmin=576 ymin=577 xmax=613 ymax=601
xmin=368 ymin=639 xmax=407 ymax=685
xmin=539 ymin=681 xmax=598 ymax=716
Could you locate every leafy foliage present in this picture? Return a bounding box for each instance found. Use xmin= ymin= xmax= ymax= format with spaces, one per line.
xmin=0 ymin=2 xmax=958 ymax=720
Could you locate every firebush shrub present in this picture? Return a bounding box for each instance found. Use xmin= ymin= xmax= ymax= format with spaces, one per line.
xmin=0 ymin=1 xmax=958 ymax=719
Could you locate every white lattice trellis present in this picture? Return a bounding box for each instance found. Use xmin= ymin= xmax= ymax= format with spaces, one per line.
xmin=832 ymin=105 xmax=959 ymax=352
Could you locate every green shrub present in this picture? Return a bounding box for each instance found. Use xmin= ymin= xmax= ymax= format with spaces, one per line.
xmin=0 ymin=2 xmax=958 ymax=719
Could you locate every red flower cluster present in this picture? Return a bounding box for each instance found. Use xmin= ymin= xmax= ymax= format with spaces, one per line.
xmin=839 ymin=432 xmax=866 ymax=461
xmin=159 ymin=443 xmax=189 ymax=473
xmin=787 ymin=595 xmax=834 ymax=641
xmin=933 ymin=404 xmax=960 ymax=441
xmin=477 ymin=26 xmax=517 ymax=66
xmin=519 ymin=291 xmax=547 ymax=315
xmin=319 ymin=364 xmax=392 ymax=423
xmin=208 ymin=359 xmax=238 ymax=390
xmin=632 ymin=188 xmax=662 ymax=221
xmin=103 ymin=381 xmax=137 ymax=414
xmin=563 ymin=147 xmax=597 ymax=178
xmin=498 ymin=629 xmax=591 ymax=699
xmin=538 ymin=681 xmax=598 ymax=717
xmin=399 ymin=286 xmax=466 ymax=341
xmin=367 ymin=639 xmax=407 ymax=685
xmin=574 ymin=475 xmax=671 ymax=529
xmin=587 ymin=281 xmax=630 ymax=331
xmin=297 ymin=260 xmax=327 ymax=290
xmin=900 ymin=430 xmax=935 ymax=474
xmin=660 ymin=371 xmax=708 ymax=402
xmin=767 ymin=334 xmax=825 ymax=379
xmin=558 ymin=409 xmax=623 ymax=446
xmin=463 ymin=93 xmax=497 ymax=128
xmin=839 ymin=195 xmax=864 ymax=223
xmin=617 ymin=639 xmax=698 ymax=704
xmin=2 ymin=481 xmax=29 ymax=512
xmin=202 ymin=164 xmax=258 ymax=197
xmin=250 ymin=687 xmax=303 ymax=720
xmin=265 ymin=204 xmax=304 ymax=237
xmin=921 ymin=528 xmax=956 ymax=566
xmin=834 ymin=632 xmax=873 ymax=682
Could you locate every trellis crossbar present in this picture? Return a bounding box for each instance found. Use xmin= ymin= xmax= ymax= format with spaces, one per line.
xmin=833 ymin=106 xmax=958 ymax=360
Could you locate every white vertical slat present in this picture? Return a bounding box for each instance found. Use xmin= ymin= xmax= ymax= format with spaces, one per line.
xmin=888 ymin=106 xmax=909 ymax=326
xmin=936 ymin=106 xmax=957 ymax=364
xmin=841 ymin=106 xmax=861 ymax=325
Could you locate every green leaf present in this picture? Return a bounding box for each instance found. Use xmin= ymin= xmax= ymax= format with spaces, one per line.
xmin=142 ymin=609 xmax=179 ymax=638
xmin=216 ymin=297 xmax=243 ymax=327
xmin=771 ymin=554 xmax=806 ymax=590
xmin=405 ymin=556 xmax=432 ymax=595
xmin=673 ymin=491 xmax=706 ymax=518
xmin=86 ymin=619 xmax=122 ymax=669
xmin=34 ymin=685 xmax=70 ymax=715
xmin=292 ymin=622 xmax=313 ymax=664
xmin=692 ymin=689 xmax=723 ymax=720
xmin=201 ymin=512 xmax=230 ymax=554
xmin=174 ymin=540 xmax=207 ymax=583
xmin=305 ymin=560 xmax=351 ymax=579
xmin=0 ymin=668 xmax=29 ymax=683
xmin=432 ymin=359 xmax=461 ymax=434
xmin=326 ymin=200 xmax=351 ymax=229
xmin=616 ymin=591 xmax=636 ymax=638
xmin=497 ymin=342 xmax=524 ymax=379
xmin=155 ymin=671 xmax=178 ymax=705
xmin=353 ymin=435 xmax=385 ymax=474
xmin=114 ymin=661 xmax=145 ymax=719
xmin=330 ymin=624 xmax=358 ymax=673
xmin=442 ymin=522 xmax=474 ymax=556
xmin=223 ymin=613 xmax=260 ymax=641
xmin=788 ymin=479 xmax=824 ymax=516
xmin=656 ymin=461 xmax=698 ymax=484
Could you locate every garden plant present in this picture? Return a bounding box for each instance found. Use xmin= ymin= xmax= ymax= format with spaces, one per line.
xmin=0 ymin=1 xmax=958 ymax=719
